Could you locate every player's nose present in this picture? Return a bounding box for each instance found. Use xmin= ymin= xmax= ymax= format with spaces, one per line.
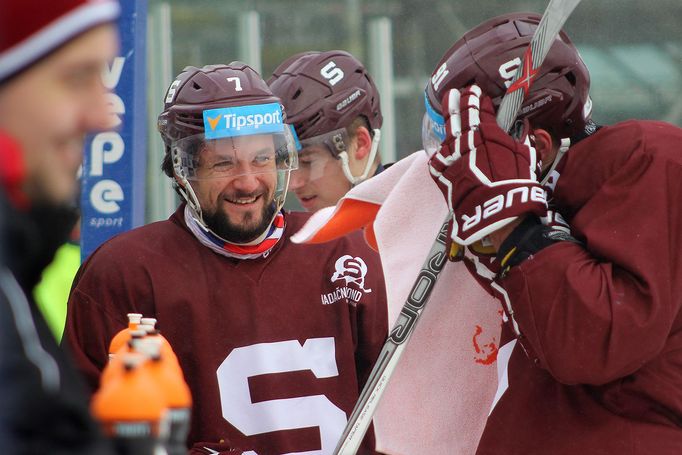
xmin=288 ymin=168 xmax=307 ymax=190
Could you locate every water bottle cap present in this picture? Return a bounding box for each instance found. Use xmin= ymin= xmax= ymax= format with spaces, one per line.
xmin=140 ymin=317 xmax=157 ymax=327
xmin=127 ymin=313 xmax=143 ymax=323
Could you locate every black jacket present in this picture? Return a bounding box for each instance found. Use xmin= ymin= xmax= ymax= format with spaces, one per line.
xmin=0 ymin=189 xmax=113 ymax=454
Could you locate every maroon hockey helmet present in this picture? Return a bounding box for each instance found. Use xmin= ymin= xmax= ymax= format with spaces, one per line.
xmin=422 ymin=12 xmax=592 ymax=153
xmin=267 ymin=50 xmax=383 ymax=140
xmin=157 ymin=63 xmax=298 ymax=238
xmin=268 ymin=51 xmax=383 ymax=184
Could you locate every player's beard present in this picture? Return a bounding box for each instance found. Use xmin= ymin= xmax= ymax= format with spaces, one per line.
xmin=202 ymin=192 xmax=277 ymax=244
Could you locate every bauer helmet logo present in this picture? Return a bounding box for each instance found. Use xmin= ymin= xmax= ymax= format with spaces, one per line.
xmin=336 ymin=89 xmax=362 ymax=111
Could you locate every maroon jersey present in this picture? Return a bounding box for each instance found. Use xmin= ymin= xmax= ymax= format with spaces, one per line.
xmin=64 ymin=207 xmax=388 ymax=454
xmin=476 ymin=121 xmax=682 ymax=454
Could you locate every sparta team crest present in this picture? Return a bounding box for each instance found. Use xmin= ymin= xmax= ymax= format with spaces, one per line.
xmin=321 ymin=255 xmax=372 ymax=306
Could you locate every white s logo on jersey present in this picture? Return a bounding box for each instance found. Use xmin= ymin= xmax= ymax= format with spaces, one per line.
xmin=216 ymin=339 xmax=346 ymax=455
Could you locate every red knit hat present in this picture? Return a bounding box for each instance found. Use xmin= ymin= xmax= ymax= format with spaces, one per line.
xmin=0 ymin=0 xmax=120 ymax=82
xmin=0 ymin=130 xmax=28 ymax=208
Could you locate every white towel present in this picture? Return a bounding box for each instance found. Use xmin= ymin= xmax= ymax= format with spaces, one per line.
xmin=293 ymin=151 xmax=501 ymax=455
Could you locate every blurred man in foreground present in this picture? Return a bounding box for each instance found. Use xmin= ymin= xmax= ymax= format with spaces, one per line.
xmin=0 ymin=0 xmax=120 ymax=452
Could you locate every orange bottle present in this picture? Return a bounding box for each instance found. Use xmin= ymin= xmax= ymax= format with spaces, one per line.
xmin=91 ymin=353 xmax=169 ymax=455
xmin=108 ymin=313 xmax=143 ymax=360
xmin=137 ymin=338 xmax=192 ymax=455
xmin=137 ymin=322 xmax=180 ymax=367
xmin=101 ymin=330 xmax=147 ymax=387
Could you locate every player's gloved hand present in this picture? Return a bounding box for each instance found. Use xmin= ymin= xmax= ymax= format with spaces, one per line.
xmin=429 ymin=85 xmax=548 ymax=252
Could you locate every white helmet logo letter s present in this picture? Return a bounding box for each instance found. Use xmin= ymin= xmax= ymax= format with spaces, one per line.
xmin=431 ymin=62 xmax=449 ymax=91
xmin=320 ymin=61 xmax=344 ymax=86
xmin=498 ymin=57 xmax=522 ymax=89
xmin=165 ymin=79 xmax=181 ymax=103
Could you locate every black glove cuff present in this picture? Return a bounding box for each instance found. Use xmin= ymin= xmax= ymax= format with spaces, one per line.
xmin=496 ymin=216 xmax=578 ymax=278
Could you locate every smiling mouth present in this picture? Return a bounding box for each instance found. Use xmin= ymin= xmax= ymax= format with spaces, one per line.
xmin=226 ymin=195 xmax=260 ymax=205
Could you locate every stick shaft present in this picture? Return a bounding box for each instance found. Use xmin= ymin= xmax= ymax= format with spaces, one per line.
xmin=333 ymin=220 xmax=449 ymax=454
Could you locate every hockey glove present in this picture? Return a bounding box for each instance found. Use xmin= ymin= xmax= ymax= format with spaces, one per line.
xmin=429 ymin=85 xmax=548 ymax=248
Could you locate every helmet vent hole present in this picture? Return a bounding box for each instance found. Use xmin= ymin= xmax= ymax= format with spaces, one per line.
xmin=292 ymin=89 xmax=302 ymax=100
xmin=565 ymin=72 xmax=576 ymax=86
xmin=192 ymin=82 xmax=201 ymax=90
xmin=308 ymin=112 xmax=322 ymax=127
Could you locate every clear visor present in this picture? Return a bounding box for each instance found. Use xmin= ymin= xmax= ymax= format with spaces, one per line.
xmin=295 ymin=128 xmax=350 ymax=182
xmin=421 ymin=93 xmax=446 ymax=156
xmin=295 ymin=145 xmax=338 ymax=182
xmin=172 ymin=128 xmax=299 ymax=181
xmin=299 ymin=127 xmax=350 ymax=158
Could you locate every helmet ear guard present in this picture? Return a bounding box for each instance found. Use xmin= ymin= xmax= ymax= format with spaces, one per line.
xmin=170 ymin=143 xmax=203 ymax=219
xmin=338 ymin=128 xmax=381 ymax=186
xmin=298 ymin=122 xmax=381 ymax=186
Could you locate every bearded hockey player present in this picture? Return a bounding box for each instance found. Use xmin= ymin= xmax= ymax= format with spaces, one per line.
xmin=268 ymin=50 xmax=384 ymax=212
xmin=64 ymin=63 xmax=388 ymax=454
xmin=424 ymin=12 xmax=682 ymax=454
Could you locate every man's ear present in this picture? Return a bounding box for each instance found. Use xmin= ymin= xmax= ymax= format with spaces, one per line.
xmin=351 ymin=126 xmax=373 ymax=161
xmin=530 ymin=128 xmax=555 ymax=164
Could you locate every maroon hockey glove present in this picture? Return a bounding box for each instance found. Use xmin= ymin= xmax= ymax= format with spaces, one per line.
xmin=429 ymin=85 xmax=548 ymax=247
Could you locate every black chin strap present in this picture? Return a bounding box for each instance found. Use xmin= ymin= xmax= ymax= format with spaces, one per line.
xmin=571 ymin=119 xmax=600 ymax=145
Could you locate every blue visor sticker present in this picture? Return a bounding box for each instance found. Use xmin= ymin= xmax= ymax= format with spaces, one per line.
xmin=424 ymin=92 xmax=446 ymax=141
xmin=203 ymin=102 xmax=284 ymax=139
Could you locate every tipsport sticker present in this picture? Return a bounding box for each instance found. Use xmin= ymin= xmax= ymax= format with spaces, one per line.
xmin=203 ymin=102 xmax=284 ymax=139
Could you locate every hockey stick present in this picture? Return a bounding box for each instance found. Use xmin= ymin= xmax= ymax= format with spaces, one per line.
xmin=333 ymin=0 xmax=583 ymax=453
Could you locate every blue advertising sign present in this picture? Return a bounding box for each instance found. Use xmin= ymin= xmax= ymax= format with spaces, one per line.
xmin=80 ymin=0 xmax=147 ymax=261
